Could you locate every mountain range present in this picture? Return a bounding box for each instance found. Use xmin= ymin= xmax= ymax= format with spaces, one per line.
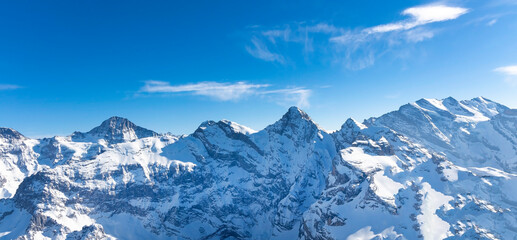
xmin=1 ymin=97 xmax=516 ymax=240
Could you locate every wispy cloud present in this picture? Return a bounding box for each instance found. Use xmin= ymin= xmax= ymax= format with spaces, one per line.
xmin=140 ymin=80 xmax=268 ymax=101
xmin=246 ymin=23 xmax=345 ymax=63
xmin=404 ymin=28 xmax=435 ymax=43
xmin=139 ymin=80 xmax=312 ymax=108
xmin=245 ymin=3 xmax=468 ymax=70
xmin=329 ymin=4 xmax=468 ymax=69
xmin=494 ymin=65 xmax=517 ymax=86
xmin=0 ymin=84 xmax=22 ymax=90
xmin=464 ymin=10 xmax=513 ymax=27
xmin=259 ymin=23 xmax=343 ymax=44
xmin=261 ymin=88 xmax=311 ymax=108
xmin=245 ymin=37 xmax=285 ymax=64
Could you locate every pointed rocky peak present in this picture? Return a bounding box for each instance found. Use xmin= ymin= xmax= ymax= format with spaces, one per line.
xmin=96 ymin=116 xmax=134 ymax=129
xmin=341 ymin=118 xmax=367 ymax=132
xmin=89 ymin=116 xmax=138 ymax=135
xmin=412 ymin=96 xmax=510 ymax=121
xmin=269 ymin=106 xmax=318 ymax=129
xmin=72 ymin=116 xmax=157 ymax=144
xmin=264 ymin=106 xmax=323 ymax=140
xmin=283 ymin=106 xmax=312 ymax=122
xmin=444 ymin=96 xmax=457 ymax=101
xmin=471 ymin=96 xmax=492 ymax=104
xmin=333 ymin=118 xmax=367 ymax=145
xmin=442 ymin=96 xmax=459 ymax=105
xmin=415 ymin=98 xmax=449 ymax=112
xmin=461 ymin=97 xmax=509 ymax=118
xmin=440 ymin=96 xmax=477 ymax=117
xmin=465 ymin=96 xmax=497 ymax=107
xmin=0 ymin=127 xmax=25 ymax=140
xmin=410 ymin=97 xmax=489 ymax=120
xmin=414 ymin=98 xmax=431 ymax=105
xmin=366 ymin=100 xmax=425 ymax=125
xmin=385 ymin=102 xmax=426 ymax=120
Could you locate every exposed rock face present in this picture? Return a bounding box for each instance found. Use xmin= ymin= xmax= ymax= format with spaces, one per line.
xmin=0 ymin=128 xmax=25 ymax=141
xmin=0 ymin=97 xmax=516 ymax=240
xmin=72 ymin=116 xmax=157 ymax=144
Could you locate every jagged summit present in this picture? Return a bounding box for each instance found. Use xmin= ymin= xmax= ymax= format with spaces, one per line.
xmin=0 ymin=127 xmax=25 ymax=140
xmin=471 ymin=96 xmax=493 ymax=103
xmin=283 ymin=106 xmax=311 ymax=121
xmin=266 ymin=106 xmax=318 ymax=131
xmin=462 ymin=97 xmax=509 ymax=118
xmin=71 ymin=116 xmax=157 ymax=144
xmin=381 ymin=96 xmax=507 ymax=122
xmin=95 ymin=116 xmax=135 ymax=129
xmin=333 ymin=118 xmax=368 ymax=146
xmin=261 ymin=106 xmax=326 ymax=143
xmin=341 ymin=118 xmax=367 ymax=131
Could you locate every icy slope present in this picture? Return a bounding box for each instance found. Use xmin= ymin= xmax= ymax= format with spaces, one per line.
xmin=366 ymin=97 xmax=516 ymax=170
xmin=303 ymin=114 xmax=517 ymax=239
xmin=0 ymin=128 xmax=39 ymax=199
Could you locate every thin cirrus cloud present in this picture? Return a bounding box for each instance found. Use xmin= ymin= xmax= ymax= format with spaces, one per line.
xmin=139 ymin=80 xmax=312 ymax=108
xmin=245 ymin=37 xmax=285 ymax=64
xmin=261 ymin=88 xmax=311 ymax=109
xmin=487 ymin=19 xmax=498 ymax=26
xmin=0 ymin=84 xmax=22 ymax=90
xmin=140 ymin=80 xmax=269 ymax=101
xmin=245 ymin=4 xmax=468 ymax=70
xmin=494 ymin=65 xmax=517 ymax=86
xmin=327 ymin=4 xmax=468 ymax=69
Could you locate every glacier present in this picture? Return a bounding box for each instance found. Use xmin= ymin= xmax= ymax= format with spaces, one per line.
xmin=0 ymin=97 xmax=516 ymax=240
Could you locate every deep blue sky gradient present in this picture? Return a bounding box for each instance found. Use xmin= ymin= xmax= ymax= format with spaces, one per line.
xmin=1 ymin=0 xmax=517 ymax=137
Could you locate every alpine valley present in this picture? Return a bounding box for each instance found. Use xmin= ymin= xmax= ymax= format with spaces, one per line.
xmin=1 ymin=97 xmax=517 ymax=240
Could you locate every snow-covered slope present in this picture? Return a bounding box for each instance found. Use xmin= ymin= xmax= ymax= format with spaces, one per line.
xmin=0 ymin=128 xmax=39 ymax=199
xmin=0 ymin=98 xmax=516 ymax=240
xmin=366 ymin=97 xmax=516 ymax=170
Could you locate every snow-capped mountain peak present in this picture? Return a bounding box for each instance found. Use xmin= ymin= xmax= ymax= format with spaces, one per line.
xmin=0 ymin=128 xmax=25 ymax=141
xmin=267 ymin=106 xmax=319 ymax=131
xmin=71 ymin=116 xmax=157 ymax=144
xmin=284 ymin=106 xmax=311 ymax=120
xmin=260 ymin=106 xmax=326 ymax=146
xmin=342 ymin=118 xmax=367 ymax=131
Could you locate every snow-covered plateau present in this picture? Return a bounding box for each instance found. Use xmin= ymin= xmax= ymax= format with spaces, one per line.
xmin=1 ymin=97 xmax=516 ymax=240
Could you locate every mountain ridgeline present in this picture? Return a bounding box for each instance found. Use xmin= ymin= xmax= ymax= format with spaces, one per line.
xmin=1 ymin=97 xmax=516 ymax=240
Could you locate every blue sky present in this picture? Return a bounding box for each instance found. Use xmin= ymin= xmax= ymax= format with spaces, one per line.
xmin=1 ymin=0 xmax=517 ymax=137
